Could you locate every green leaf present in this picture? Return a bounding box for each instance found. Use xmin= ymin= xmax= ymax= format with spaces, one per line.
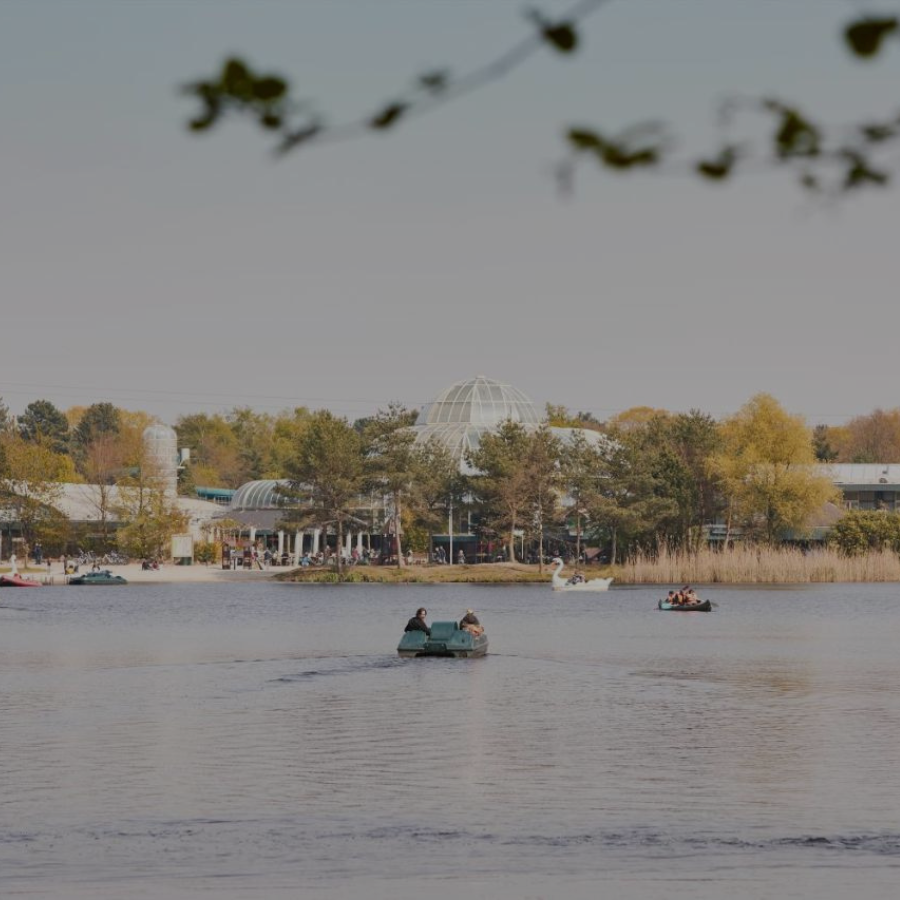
xmin=696 ymin=146 xmax=739 ymax=181
xmin=844 ymin=17 xmax=898 ymax=58
xmin=417 ymin=70 xmax=450 ymax=93
xmin=567 ymin=128 xmax=602 ymax=151
xmin=541 ymin=22 xmax=578 ymax=53
xmin=221 ymin=58 xmax=254 ymax=99
xmin=764 ymin=100 xmax=820 ymax=159
xmin=253 ymin=76 xmax=288 ymax=101
xmin=369 ymin=102 xmax=408 ymax=130
xmin=527 ymin=10 xmax=578 ymax=53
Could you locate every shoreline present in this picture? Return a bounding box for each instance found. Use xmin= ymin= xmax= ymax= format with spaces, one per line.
xmin=6 ymin=561 xmax=899 ymax=586
xmin=4 ymin=561 xmax=578 ymax=586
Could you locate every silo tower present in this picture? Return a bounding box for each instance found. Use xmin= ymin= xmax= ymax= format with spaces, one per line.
xmin=142 ymin=423 xmax=179 ymax=497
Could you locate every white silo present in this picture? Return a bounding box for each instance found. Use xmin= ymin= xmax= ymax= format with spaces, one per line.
xmin=142 ymin=423 xmax=179 ymax=497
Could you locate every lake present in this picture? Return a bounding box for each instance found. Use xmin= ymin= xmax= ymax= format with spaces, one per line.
xmin=2 ymin=581 xmax=900 ymax=899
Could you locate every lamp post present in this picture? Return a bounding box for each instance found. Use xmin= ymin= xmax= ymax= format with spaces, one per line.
xmin=448 ymin=497 xmax=453 ymax=566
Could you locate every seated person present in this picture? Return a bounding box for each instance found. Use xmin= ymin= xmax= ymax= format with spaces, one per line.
xmin=459 ymin=608 xmax=484 ymax=636
xmin=567 ymin=572 xmax=585 ymax=585
xmin=404 ymin=607 xmax=431 ymax=637
xmin=666 ymin=590 xmax=677 ymax=605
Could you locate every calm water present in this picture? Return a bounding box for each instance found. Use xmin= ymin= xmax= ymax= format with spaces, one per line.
xmin=2 ymin=581 xmax=900 ymax=899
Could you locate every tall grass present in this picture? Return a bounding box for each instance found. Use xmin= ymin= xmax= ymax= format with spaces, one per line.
xmin=623 ymin=545 xmax=900 ymax=583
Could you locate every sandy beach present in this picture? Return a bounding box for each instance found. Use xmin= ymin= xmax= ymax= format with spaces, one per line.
xmin=6 ymin=562 xmax=279 ymax=586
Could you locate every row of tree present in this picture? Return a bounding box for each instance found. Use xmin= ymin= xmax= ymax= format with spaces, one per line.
xmin=0 ymin=400 xmax=187 ymax=558
xmin=280 ymin=394 xmax=840 ymax=573
xmin=0 ymin=392 xmax=868 ymax=565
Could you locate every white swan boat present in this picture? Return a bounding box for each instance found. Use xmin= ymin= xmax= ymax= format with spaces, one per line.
xmin=550 ymin=557 xmax=613 ymax=592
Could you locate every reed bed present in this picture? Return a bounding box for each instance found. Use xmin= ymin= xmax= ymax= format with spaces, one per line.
xmin=623 ymin=545 xmax=900 ymax=584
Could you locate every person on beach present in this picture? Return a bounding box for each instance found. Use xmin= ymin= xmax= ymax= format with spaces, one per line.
xmin=459 ymin=609 xmax=484 ymax=636
xmin=404 ymin=608 xmax=431 ymax=637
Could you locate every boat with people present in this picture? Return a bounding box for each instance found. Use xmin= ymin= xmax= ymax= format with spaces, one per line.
xmin=550 ymin=557 xmax=613 ymax=592
xmin=658 ymin=587 xmax=712 ymax=611
xmin=398 ymin=615 xmax=488 ymax=658
xmin=658 ymin=598 xmax=712 ymax=612
xmin=68 ymin=569 xmax=128 ymax=586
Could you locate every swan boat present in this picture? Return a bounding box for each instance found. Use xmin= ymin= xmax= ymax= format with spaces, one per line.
xmin=550 ymin=557 xmax=613 ymax=592
xmin=398 ymin=621 xmax=488 ymax=658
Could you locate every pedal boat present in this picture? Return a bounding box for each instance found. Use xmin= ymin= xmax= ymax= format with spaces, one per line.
xmin=68 ymin=569 xmax=128 ymax=585
xmin=398 ymin=620 xmax=488 ymax=658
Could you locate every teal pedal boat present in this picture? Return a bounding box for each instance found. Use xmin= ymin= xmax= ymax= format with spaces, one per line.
xmin=68 ymin=570 xmax=128 ymax=585
xmin=397 ymin=621 xmax=488 ymax=658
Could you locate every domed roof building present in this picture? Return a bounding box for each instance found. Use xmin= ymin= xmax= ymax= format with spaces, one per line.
xmin=411 ymin=375 xmax=606 ymax=469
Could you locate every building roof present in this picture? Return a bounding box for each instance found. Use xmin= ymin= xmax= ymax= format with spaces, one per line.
xmin=819 ymin=464 xmax=900 ymax=488
xmin=416 ymin=375 xmax=543 ymax=427
xmin=411 ymin=375 xmax=608 ymax=469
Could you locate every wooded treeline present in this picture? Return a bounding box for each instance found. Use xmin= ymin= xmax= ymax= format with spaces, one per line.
xmin=5 ymin=392 xmax=895 ymax=564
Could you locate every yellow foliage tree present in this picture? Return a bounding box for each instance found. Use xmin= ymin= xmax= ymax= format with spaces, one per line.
xmin=709 ymin=394 xmax=839 ymax=544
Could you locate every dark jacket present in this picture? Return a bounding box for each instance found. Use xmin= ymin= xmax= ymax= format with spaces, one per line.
xmin=459 ymin=612 xmax=481 ymax=628
xmin=405 ymin=616 xmax=431 ymax=636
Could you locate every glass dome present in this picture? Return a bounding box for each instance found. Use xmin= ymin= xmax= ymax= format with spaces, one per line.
xmin=412 ymin=376 xmax=607 ymax=470
xmin=230 ymin=479 xmax=291 ymax=511
xmin=416 ymin=375 xmax=541 ymax=427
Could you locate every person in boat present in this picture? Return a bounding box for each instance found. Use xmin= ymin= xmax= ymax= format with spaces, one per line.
xmin=682 ymin=585 xmax=700 ymax=605
xmin=567 ymin=572 xmax=585 ymax=585
xmin=459 ymin=608 xmax=484 ymax=636
xmin=666 ymin=590 xmax=678 ymax=605
xmin=404 ymin=607 xmax=431 ymax=637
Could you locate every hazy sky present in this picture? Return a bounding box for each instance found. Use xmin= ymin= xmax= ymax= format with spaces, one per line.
xmin=2 ymin=0 xmax=898 ymax=427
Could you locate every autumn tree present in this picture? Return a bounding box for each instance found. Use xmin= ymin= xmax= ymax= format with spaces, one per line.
xmin=833 ymin=409 xmax=900 ymax=463
xmin=0 ymin=434 xmax=78 ymax=550
xmin=175 ymin=412 xmax=244 ymax=488
xmin=113 ymin=442 xmax=187 ymax=560
xmin=79 ymin=434 xmax=127 ymax=545
xmin=281 ymin=410 xmax=366 ymax=575
xmin=709 ymin=394 xmax=839 ymax=544
xmin=115 ymin=485 xmax=188 ymax=560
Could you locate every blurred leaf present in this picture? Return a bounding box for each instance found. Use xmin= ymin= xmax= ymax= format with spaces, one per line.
xmin=844 ymin=17 xmax=898 ymax=58
xmin=860 ymin=121 xmax=897 ymax=143
xmin=370 ymin=102 xmax=408 ymax=130
xmin=764 ymin=100 xmax=820 ymax=159
xmin=188 ymin=98 xmax=220 ymax=131
xmin=253 ymin=76 xmax=288 ymax=101
xmin=800 ymin=171 xmax=820 ymax=192
xmin=221 ymin=58 xmax=254 ymax=98
xmin=696 ymin=146 xmax=739 ymax=181
xmin=840 ymin=150 xmax=890 ymax=190
xmin=275 ymin=123 xmax=323 ymax=155
xmin=417 ymin=70 xmax=450 ymax=93
xmin=567 ymin=128 xmax=602 ymax=150
xmin=527 ymin=10 xmax=578 ymax=53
